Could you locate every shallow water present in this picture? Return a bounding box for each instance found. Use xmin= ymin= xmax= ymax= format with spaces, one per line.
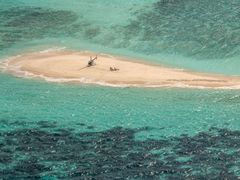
xmin=1 ymin=75 xmax=240 ymax=178
xmin=1 ymin=0 xmax=240 ymax=179
xmin=0 ymin=0 xmax=239 ymax=74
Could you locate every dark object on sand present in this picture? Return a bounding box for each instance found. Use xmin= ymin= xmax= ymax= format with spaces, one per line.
xmin=88 ymin=55 xmax=97 ymax=67
xmin=110 ymin=67 xmax=119 ymax=71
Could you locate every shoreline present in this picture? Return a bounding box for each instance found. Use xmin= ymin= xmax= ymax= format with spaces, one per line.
xmin=1 ymin=50 xmax=240 ymax=89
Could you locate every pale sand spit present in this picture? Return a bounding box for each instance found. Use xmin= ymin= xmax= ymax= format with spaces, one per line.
xmin=1 ymin=50 xmax=240 ymax=89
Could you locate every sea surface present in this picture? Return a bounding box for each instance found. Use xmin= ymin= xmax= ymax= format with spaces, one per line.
xmin=0 ymin=0 xmax=240 ymax=179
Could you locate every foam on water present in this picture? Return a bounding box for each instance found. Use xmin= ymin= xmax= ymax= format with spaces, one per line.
xmin=0 ymin=0 xmax=239 ymax=134
xmin=0 ymin=0 xmax=239 ymax=75
xmin=38 ymin=47 xmax=66 ymax=54
xmin=1 ymin=47 xmax=240 ymax=90
xmin=1 ymin=56 xmax=240 ymax=90
xmin=1 ymin=1 xmax=240 ymax=178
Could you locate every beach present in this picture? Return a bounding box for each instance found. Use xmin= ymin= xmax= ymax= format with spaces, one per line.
xmin=1 ymin=0 xmax=240 ymax=179
xmin=1 ymin=50 xmax=240 ymax=89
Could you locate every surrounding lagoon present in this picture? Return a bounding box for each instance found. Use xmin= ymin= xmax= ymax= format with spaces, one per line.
xmin=0 ymin=0 xmax=240 ymax=179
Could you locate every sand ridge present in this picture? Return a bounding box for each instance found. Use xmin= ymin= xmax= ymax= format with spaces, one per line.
xmin=1 ymin=50 xmax=240 ymax=89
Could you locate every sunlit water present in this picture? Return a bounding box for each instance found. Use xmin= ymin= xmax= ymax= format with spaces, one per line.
xmin=0 ymin=0 xmax=240 ymax=179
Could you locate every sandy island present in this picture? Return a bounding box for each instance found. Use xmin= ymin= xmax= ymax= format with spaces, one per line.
xmin=1 ymin=50 xmax=240 ymax=89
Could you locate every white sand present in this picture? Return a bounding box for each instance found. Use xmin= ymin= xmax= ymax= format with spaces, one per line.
xmin=1 ymin=50 xmax=240 ymax=89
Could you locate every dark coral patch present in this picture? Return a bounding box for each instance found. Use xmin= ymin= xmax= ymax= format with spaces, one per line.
xmin=120 ymin=0 xmax=240 ymax=59
xmin=0 ymin=7 xmax=78 ymax=49
xmin=0 ymin=125 xmax=240 ymax=179
xmin=37 ymin=121 xmax=57 ymax=129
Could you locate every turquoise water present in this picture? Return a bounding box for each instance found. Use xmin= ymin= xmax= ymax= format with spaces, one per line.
xmin=1 ymin=0 xmax=240 ymax=179
xmin=0 ymin=0 xmax=239 ymax=74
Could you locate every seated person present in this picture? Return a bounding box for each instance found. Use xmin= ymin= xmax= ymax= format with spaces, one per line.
xmin=110 ymin=67 xmax=119 ymax=71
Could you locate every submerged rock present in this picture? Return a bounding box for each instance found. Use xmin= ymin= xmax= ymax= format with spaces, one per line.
xmin=0 ymin=122 xmax=240 ymax=179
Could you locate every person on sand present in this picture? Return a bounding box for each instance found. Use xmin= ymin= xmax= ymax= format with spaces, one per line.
xmin=88 ymin=55 xmax=98 ymax=67
xmin=110 ymin=67 xmax=119 ymax=71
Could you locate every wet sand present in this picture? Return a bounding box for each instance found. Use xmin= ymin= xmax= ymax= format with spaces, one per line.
xmin=1 ymin=50 xmax=240 ymax=89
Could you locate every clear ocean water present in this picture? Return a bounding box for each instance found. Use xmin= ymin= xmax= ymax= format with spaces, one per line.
xmin=0 ymin=0 xmax=240 ymax=179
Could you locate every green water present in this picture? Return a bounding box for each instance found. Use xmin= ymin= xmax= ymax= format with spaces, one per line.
xmin=0 ymin=0 xmax=239 ymax=74
xmin=1 ymin=73 xmax=240 ymax=178
xmin=1 ymin=0 xmax=240 ymax=179
xmin=1 ymin=74 xmax=240 ymax=136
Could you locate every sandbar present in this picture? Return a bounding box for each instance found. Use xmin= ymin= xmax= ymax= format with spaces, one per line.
xmin=1 ymin=50 xmax=240 ymax=89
